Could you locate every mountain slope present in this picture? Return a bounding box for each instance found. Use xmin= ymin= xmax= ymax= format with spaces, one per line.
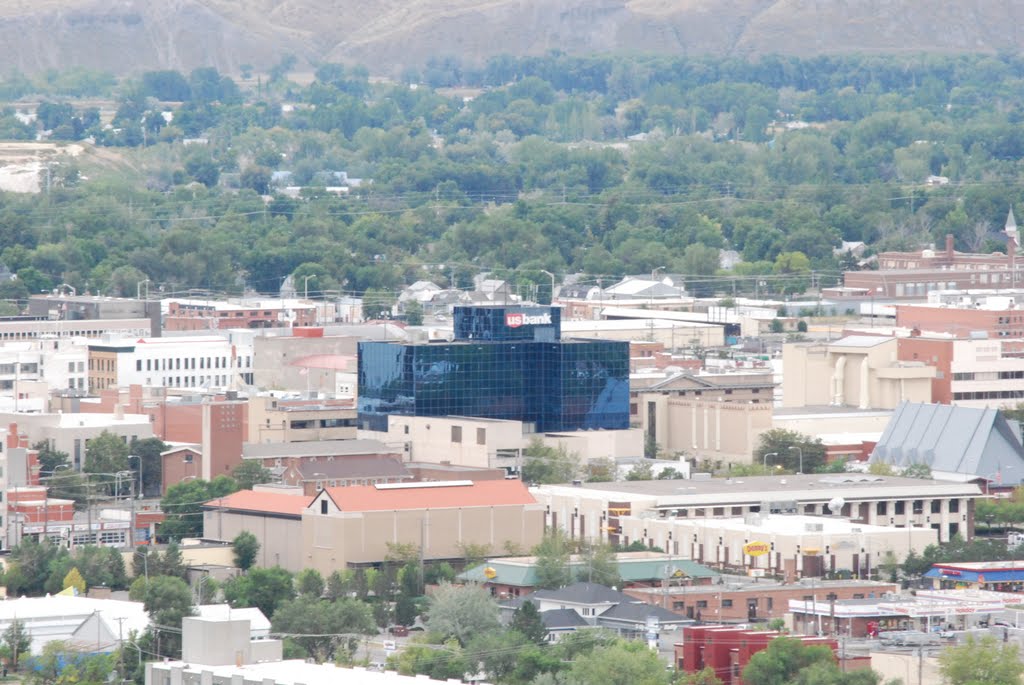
xmin=2 ymin=0 xmax=1022 ymax=75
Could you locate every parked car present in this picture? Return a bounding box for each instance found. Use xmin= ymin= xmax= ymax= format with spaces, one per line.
xmin=389 ymin=625 xmax=409 ymax=637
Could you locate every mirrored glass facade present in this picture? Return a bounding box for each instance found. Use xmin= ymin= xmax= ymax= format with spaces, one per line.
xmin=358 ymin=306 xmax=628 ymax=433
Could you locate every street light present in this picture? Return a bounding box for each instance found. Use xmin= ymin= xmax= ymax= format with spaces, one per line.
xmin=763 ymin=452 xmax=779 ymax=469
xmin=789 ymin=445 xmax=803 ymax=474
xmin=540 ymin=270 xmax=556 ymax=304
xmin=303 ymin=274 xmax=316 ymax=301
xmin=652 ymin=266 xmax=667 ymax=281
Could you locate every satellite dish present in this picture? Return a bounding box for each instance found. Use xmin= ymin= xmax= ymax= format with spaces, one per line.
xmin=827 ymin=496 xmax=846 ymax=514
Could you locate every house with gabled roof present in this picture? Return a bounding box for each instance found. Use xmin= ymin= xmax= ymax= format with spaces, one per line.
xmin=503 ymin=582 xmax=691 ymax=641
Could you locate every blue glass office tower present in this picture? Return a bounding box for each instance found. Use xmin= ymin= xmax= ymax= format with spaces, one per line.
xmin=358 ymin=305 xmax=629 ymax=433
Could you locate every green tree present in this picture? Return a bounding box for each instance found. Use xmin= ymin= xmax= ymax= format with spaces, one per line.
xmin=83 ymin=430 xmax=130 ymax=494
xmin=35 ymin=441 xmax=70 ymax=475
xmin=4 ymin=538 xmax=63 ymax=596
xmin=522 ymin=439 xmax=579 ymax=484
xmin=576 ymin=541 xmax=621 ymax=587
xmin=362 ymin=288 xmax=394 ymax=320
xmin=755 ymin=429 xmax=826 ymax=473
xmin=232 ymin=531 xmax=260 ymax=570
xmin=395 ymin=595 xmax=419 ymax=626
xmin=326 ymin=569 xmax=354 ymax=600
xmin=296 ymin=568 xmax=325 ymax=597
xmin=129 ymin=437 xmax=167 ymax=497
xmin=532 ymin=530 xmax=574 ymax=589
xmin=511 ymin=599 xmax=547 ymax=643
xmin=2 ymin=618 xmax=30 ymax=671
xmin=142 ymin=575 xmax=194 ymax=659
xmin=565 ymin=638 xmax=670 ymax=685
xmin=677 ymin=667 xmax=724 ymax=685
xmin=939 ymin=634 xmax=1023 ymax=685
xmin=741 ymin=636 xmax=837 ymax=685
xmin=223 ymin=566 xmax=295 ymax=618
xmin=404 ymin=299 xmax=424 ymax=325
xmin=25 ymin=641 xmax=113 ymax=684
xmin=902 ymin=463 xmax=933 ymax=479
xmin=626 ymin=460 xmax=654 ymax=481
xmin=424 ymin=583 xmax=500 ymax=645
xmin=271 ymin=596 xmax=376 ymax=662
xmin=160 ymin=476 xmax=238 ymax=540
xmin=232 ymin=460 xmax=272 ymax=490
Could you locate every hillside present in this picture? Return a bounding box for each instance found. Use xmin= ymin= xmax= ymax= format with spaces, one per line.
xmin=1 ymin=0 xmax=1023 ymax=75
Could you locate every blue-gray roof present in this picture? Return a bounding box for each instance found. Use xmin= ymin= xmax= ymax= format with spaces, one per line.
xmin=530 ymin=583 xmax=629 ymax=605
xmin=541 ymin=609 xmax=589 ymax=629
xmin=872 ymin=402 xmax=1024 ymax=483
xmin=597 ymin=602 xmax=691 ymax=625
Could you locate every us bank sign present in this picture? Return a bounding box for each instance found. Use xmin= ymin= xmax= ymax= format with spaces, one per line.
xmin=505 ymin=310 xmax=553 ymax=328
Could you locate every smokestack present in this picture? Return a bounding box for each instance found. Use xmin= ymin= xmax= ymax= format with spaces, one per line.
xmin=946 ymin=234 xmax=954 ymax=259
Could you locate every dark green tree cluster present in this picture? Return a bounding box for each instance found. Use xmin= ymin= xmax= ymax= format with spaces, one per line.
xmin=754 ymin=429 xmax=827 ymax=473
xmin=2 ymin=539 xmax=127 ymax=596
xmin=159 ymin=475 xmax=238 ymax=540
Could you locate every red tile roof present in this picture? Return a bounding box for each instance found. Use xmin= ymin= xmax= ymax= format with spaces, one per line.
xmin=204 ymin=490 xmax=312 ymax=517
xmin=320 ymin=479 xmax=535 ymax=512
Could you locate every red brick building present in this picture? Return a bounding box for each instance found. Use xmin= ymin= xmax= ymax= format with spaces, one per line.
xmin=164 ymin=299 xmax=316 ymax=331
xmin=675 ymin=625 xmax=856 ymax=684
xmin=844 ymin=230 xmax=1021 ymax=298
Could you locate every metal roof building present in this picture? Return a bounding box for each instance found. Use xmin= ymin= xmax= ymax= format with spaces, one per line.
xmin=871 ymin=401 xmax=1024 ymax=485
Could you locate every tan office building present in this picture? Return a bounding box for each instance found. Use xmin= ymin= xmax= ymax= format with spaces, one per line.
xmin=783 ymin=336 xmax=934 ymax=409
xmin=203 ymin=480 xmax=544 ymax=575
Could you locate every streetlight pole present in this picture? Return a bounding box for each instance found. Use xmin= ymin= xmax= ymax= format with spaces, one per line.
xmin=652 ymin=266 xmax=666 ymax=281
xmin=540 ymin=270 xmax=556 ymax=305
xmin=303 ymin=274 xmax=316 ymax=301
xmin=789 ymin=445 xmax=803 ymax=474
xmin=763 ymin=452 xmax=778 ymax=469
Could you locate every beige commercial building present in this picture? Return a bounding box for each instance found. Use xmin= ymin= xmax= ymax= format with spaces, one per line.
xmin=248 ymin=396 xmax=357 ymax=444
xmin=783 ymin=336 xmax=934 ymax=409
xmin=204 ymin=480 xmax=544 ymax=575
xmin=617 ymin=513 xmax=936 ymax=579
xmin=363 ymin=415 xmax=643 ymax=471
xmin=532 ymin=473 xmax=983 ymax=556
xmin=638 ymin=394 xmax=774 ymax=464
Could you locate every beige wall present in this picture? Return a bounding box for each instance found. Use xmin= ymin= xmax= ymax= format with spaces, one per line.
xmin=252 ymin=335 xmax=358 ymax=395
xmin=638 ymin=394 xmax=773 ymax=464
xmin=617 ymin=516 xmax=937 ymax=573
xmin=372 ymin=416 xmax=526 ymax=469
xmin=783 ymin=340 xmax=934 ymax=409
xmin=202 ymin=510 xmax=305 ymax=571
xmin=772 ymin=411 xmax=893 ymax=436
xmin=374 ymin=416 xmax=644 ymax=470
xmin=248 ymin=397 xmax=357 ymax=444
xmin=541 ymin=429 xmax=644 ymax=461
xmin=302 ymin=503 xmax=545 ymax=575
xmin=870 ymin=651 xmax=942 ymax=685
xmin=562 ymin=322 xmax=724 ymax=349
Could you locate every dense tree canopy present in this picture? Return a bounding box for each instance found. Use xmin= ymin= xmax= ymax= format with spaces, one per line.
xmin=0 ymin=53 xmax=1023 ymax=310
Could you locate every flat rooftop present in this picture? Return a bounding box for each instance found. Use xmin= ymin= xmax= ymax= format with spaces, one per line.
xmin=535 ymin=474 xmax=982 ymax=506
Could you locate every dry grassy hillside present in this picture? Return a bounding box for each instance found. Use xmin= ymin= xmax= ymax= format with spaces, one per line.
xmin=1 ymin=0 xmax=1022 ymax=75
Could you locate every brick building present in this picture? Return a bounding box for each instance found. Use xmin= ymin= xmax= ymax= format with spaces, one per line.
xmin=164 ymin=298 xmax=316 ymax=331
xmin=627 ymin=578 xmax=897 ymax=624
xmin=673 ymin=625 xmax=865 ymax=685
